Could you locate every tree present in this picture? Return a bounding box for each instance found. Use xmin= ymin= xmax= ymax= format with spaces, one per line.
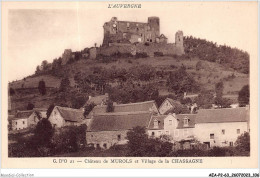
xmin=38 ymin=80 xmax=46 ymax=95
xmin=59 ymin=77 xmax=71 ymax=92
xmin=71 ymin=95 xmax=86 ymax=109
xmin=33 ymin=118 xmax=54 ymax=146
xmin=9 ymin=87 xmax=15 ymax=96
xmin=27 ymin=102 xmax=35 ymax=110
xmin=235 ymin=132 xmax=250 ymax=153
xmin=41 ymin=60 xmax=48 ymax=71
xmin=126 ymin=126 xmax=173 ymax=157
xmin=167 ymin=65 xmax=199 ymax=95
xmin=46 ymin=104 xmax=55 ymax=119
xmin=215 ymin=81 xmax=224 ymax=99
xmin=106 ymin=100 xmax=114 ymax=112
xmin=35 ymin=65 xmax=41 ymax=74
xmin=126 ymin=126 xmax=149 ymax=156
xmin=83 ymin=103 xmax=96 ymax=117
xmin=238 ymin=85 xmax=249 ymax=106
xmin=196 ymin=91 xmax=214 ymax=109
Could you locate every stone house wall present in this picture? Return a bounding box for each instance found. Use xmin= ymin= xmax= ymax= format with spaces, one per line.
xmin=86 ymin=130 xmax=128 ymax=149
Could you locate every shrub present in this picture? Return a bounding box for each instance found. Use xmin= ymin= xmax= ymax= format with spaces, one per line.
xmin=154 ymin=52 xmax=164 ymax=57
xmin=51 ymin=125 xmax=87 ymax=154
xmin=235 ymin=132 xmax=250 ymax=153
xmin=135 ymin=52 xmax=148 ymax=58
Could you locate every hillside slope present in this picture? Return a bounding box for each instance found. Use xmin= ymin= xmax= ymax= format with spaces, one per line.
xmin=9 ymin=55 xmax=248 ymax=111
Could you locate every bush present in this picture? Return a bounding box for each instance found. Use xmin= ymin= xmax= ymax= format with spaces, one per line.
xmin=27 ymin=102 xmax=35 ymax=110
xmin=154 ymin=52 xmax=164 ymax=57
xmin=33 ymin=118 xmax=54 ymax=147
xmin=235 ymin=132 xmax=250 ymax=153
xmin=135 ymin=52 xmax=148 ymax=58
xmin=51 ymin=125 xmax=87 ymax=154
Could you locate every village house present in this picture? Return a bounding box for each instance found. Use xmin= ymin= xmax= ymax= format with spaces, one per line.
xmin=149 ymin=113 xmax=196 ymax=141
xmin=147 ymin=115 xmax=166 ymax=137
xmin=27 ymin=108 xmax=47 ymax=128
xmin=86 ymin=111 xmax=153 ymax=149
xmin=48 ymin=106 xmax=85 ymax=128
xmin=158 ymin=98 xmax=181 ymax=115
xmin=87 ymin=100 xmax=159 ymax=119
xmin=10 ymin=110 xmax=33 ymax=130
xmin=194 ymin=107 xmax=249 ymax=148
xmin=84 ymin=93 xmax=109 ymax=107
xmin=8 ymin=108 xmax=47 ymax=131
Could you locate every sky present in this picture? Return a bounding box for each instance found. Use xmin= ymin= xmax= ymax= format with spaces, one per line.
xmin=6 ymin=2 xmax=258 ymax=82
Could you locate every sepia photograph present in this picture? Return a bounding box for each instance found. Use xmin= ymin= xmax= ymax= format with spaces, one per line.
xmin=1 ymin=1 xmax=258 ymax=171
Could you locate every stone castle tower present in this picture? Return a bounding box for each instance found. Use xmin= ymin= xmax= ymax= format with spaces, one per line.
xmin=102 ymin=17 xmax=161 ymax=46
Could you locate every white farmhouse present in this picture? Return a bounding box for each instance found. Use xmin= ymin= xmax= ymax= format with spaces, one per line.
xmin=194 ymin=107 xmax=249 ymax=148
xmin=163 ymin=113 xmax=196 ymax=141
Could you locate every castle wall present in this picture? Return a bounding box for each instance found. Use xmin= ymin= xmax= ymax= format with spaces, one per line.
xmin=98 ymin=42 xmax=184 ymax=58
xmin=89 ymin=48 xmax=97 ymax=59
xmin=103 ymin=17 xmax=160 ymax=46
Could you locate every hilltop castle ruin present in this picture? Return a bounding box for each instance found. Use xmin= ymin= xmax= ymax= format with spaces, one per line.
xmin=61 ymin=16 xmax=185 ymax=65
xmin=100 ymin=17 xmax=184 ymax=57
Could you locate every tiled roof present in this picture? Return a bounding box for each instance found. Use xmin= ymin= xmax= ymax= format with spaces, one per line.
xmin=85 ymin=94 xmax=108 ymax=106
xmin=166 ymin=98 xmax=181 ymax=106
xmin=88 ymin=111 xmax=152 ymax=131
xmin=56 ymin=106 xmax=84 ymax=122
xmin=196 ymin=107 xmax=249 ymax=124
xmin=148 ymin=115 xmax=166 ymax=130
xmin=15 ymin=110 xmax=34 ymax=118
xmin=176 ymin=114 xmax=196 ymax=129
xmin=91 ymin=100 xmax=157 ymax=115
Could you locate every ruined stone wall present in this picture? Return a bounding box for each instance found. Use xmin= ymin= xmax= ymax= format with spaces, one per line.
xmin=98 ymin=42 xmax=184 ymax=58
xmin=89 ymin=48 xmax=97 ymax=59
xmin=62 ymin=49 xmax=72 ymax=65
xmin=102 ymin=17 xmax=160 ymax=46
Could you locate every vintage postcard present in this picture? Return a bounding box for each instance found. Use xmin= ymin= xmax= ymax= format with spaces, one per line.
xmin=1 ymin=1 xmax=258 ymax=171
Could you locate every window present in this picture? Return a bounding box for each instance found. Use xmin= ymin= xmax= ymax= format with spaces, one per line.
xmin=210 ymin=134 xmax=214 ymax=139
xmin=154 ymin=120 xmax=158 ymax=129
xmin=237 ymin=129 xmax=240 ymax=134
xmin=169 ymin=120 xmax=172 ymax=125
xmin=117 ymin=134 xmax=121 ymax=141
xmin=165 ymin=131 xmax=169 ymax=135
xmin=151 ymin=132 xmax=155 ymax=136
xmin=23 ymin=121 xmax=25 ymax=125
xmin=91 ymin=135 xmax=93 ymax=138
xmin=183 ymin=117 xmax=189 ymax=127
xmin=54 ymin=111 xmax=56 ymax=115
xmin=222 ymin=129 xmax=225 ymax=135
xmin=229 ymin=142 xmax=233 ymax=147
